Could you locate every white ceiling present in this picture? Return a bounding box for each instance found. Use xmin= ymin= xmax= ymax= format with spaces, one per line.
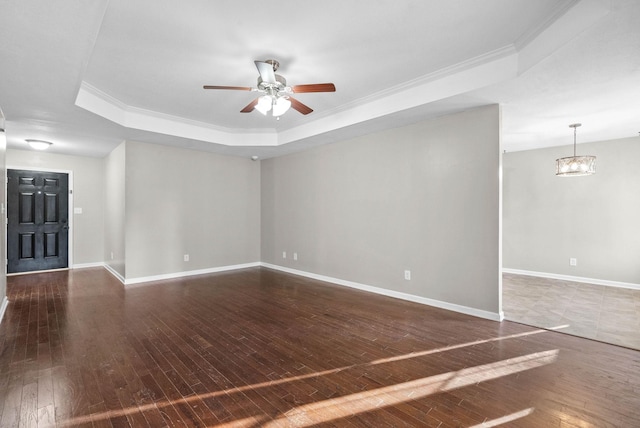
xmin=1 ymin=0 xmax=638 ymax=159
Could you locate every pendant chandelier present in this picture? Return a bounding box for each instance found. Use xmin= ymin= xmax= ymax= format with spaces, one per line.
xmin=555 ymin=123 xmax=596 ymax=176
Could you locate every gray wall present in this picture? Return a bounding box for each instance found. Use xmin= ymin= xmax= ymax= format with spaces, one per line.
xmin=123 ymin=141 xmax=261 ymax=279
xmin=0 ymin=106 xmax=503 ymax=321
xmin=7 ymin=149 xmax=105 ymax=266
xmin=262 ymin=105 xmax=502 ymax=315
xmin=6 ymin=141 xmax=262 ymax=282
xmin=503 ymin=136 xmax=640 ymax=284
xmin=104 ymin=142 xmax=126 ymax=277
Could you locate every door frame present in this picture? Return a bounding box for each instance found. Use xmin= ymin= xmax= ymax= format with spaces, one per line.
xmin=6 ymin=166 xmax=74 ymax=272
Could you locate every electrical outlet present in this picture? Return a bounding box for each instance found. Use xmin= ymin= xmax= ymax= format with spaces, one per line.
xmin=282 ymin=251 xmax=287 ymax=259
xmin=570 ymin=258 xmax=577 ymax=266
xmin=293 ymin=252 xmax=298 ymax=261
xmin=184 ymin=254 xmax=190 ymax=262
xmin=404 ymin=270 xmax=411 ymax=280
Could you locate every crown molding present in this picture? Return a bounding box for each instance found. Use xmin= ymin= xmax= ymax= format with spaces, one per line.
xmin=76 ymin=82 xmax=278 ymax=147
xmin=74 ymin=0 xmax=607 ymax=151
xmin=515 ymin=0 xmax=580 ymax=50
xmin=517 ymin=0 xmax=610 ymax=74
xmin=75 ymin=40 xmax=520 ymax=148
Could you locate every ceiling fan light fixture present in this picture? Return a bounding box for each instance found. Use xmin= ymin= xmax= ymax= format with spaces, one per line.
xmin=255 ymin=95 xmax=272 ymax=115
xmin=272 ymin=97 xmax=291 ymax=117
xmin=26 ymin=139 xmax=53 ymax=150
xmin=555 ymin=123 xmax=595 ymax=177
xmin=204 ymin=59 xmax=335 ymax=117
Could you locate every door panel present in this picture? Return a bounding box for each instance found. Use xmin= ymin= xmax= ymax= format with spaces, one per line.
xmin=20 ymin=233 xmax=35 ymax=259
xmin=8 ymin=169 xmax=69 ymax=273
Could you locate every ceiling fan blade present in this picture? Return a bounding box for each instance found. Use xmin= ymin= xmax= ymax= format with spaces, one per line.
xmin=203 ymin=85 xmax=253 ymax=91
xmin=240 ymin=98 xmax=259 ymax=113
xmin=289 ymin=97 xmax=313 ymax=115
xmin=255 ymin=60 xmax=276 ymax=84
xmin=291 ymin=83 xmax=336 ymax=93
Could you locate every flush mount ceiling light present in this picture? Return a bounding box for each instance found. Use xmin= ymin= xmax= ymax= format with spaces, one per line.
xmin=26 ymin=139 xmax=53 ymax=150
xmin=555 ymin=123 xmax=596 ymax=176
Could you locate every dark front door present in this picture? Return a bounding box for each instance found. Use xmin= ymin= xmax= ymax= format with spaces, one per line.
xmin=7 ymin=169 xmax=69 ymax=273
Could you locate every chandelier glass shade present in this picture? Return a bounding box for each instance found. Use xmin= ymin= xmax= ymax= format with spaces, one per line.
xmin=556 ymin=155 xmax=596 ymax=176
xmin=555 ymin=123 xmax=595 ymax=176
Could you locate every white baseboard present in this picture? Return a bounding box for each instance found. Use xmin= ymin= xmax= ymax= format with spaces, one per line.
xmin=261 ymin=263 xmax=504 ymax=322
xmin=63 ymin=259 xmax=506 ymax=322
xmin=123 ymin=262 xmax=261 ymax=286
xmin=73 ymin=262 xmax=106 ymax=269
xmin=0 ymin=296 xmax=9 ymax=326
xmin=502 ymin=268 xmax=640 ymax=291
xmin=104 ymin=263 xmax=125 ymax=284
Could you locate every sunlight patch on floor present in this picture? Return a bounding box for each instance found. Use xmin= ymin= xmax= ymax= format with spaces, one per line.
xmin=548 ymin=324 xmax=570 ymax=330
xmin=367 ymin=328 xmax=549 ymax=366
xmin=469 ymin=408 xmax=534 ymax=427
xmin=265 ymin=350 xmax=558 ymax=427
xmin=57 ymin=328 xmax=554 ymax=427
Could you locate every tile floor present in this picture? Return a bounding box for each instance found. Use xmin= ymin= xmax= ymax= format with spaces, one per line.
xmin=502 ymin=273 xmax=640 ymax=350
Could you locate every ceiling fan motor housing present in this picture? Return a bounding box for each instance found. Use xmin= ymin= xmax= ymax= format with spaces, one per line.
xmin=258 ymin=74 xmax=287 ymax=92
xmin=265 ymin=59 xmax=279 ymax=71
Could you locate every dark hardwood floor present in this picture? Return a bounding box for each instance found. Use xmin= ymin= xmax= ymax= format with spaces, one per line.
xmin=0 ymin=267 xmax=639 ymax=427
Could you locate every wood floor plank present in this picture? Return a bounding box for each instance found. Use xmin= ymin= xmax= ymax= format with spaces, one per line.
xmin=36 ymin=369 xmax=54 ymax=415
xmin=87 ymin=402 xmax=114 ymax=428
xmin=36 ymin=404 xmax=55 ymax=428
xmin=19 ymin=381 xmax=38 ymax=428
xmin=1 ymin=267 xmax=639 ymax=427
xmin=1 ymin=380 xmax=23 ymax=427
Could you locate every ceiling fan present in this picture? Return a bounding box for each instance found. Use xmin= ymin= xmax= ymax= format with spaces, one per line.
xmin=203 ymin=59 xmax=336 ymax=117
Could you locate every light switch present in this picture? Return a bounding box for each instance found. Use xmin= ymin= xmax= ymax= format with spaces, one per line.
xmin=74 ymin=207 xmax=83 ymax=214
